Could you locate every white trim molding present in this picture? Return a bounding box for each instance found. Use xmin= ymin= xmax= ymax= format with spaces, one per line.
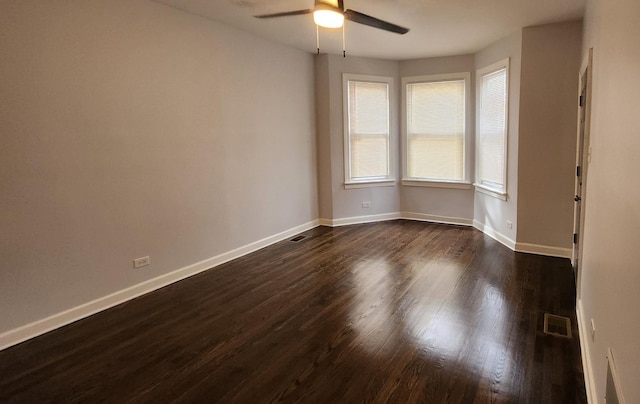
xmin=343 ymin=73 xmax=396 ymax=186
xmin=318 ymin=218 xmax=334 ymax=227
xmin=319 ymin=212 xmax=400 ymax=227
xmin=401 ymin=72 xmax=473 ymax=185
xmin=325 ymin=215 xmax=568 ymax=261
xmin=515 ymin=242 xmax=573 ymax=259
xmin=0 ymin=215 xmax=580 ymax=352
xmin=474 ymin=183 xmax=508 ymax=201
xmin=576 ymin=299 xmax=597 ymax=404
xmin=401 ymin=212 xmax=473 ymax=227
xmin=0 ymin=220 xmax=320 ymax=351
xmin=606 ymin=348 xmax=626 ymax=404
xmin=402 ymin=180 xmax=472 ymax=190
xmin=344 ymin=180 xmax=396 ymax=189
xmin=473 ymin=220 xmax=516 ymax=250
xmin=475 ymin=58 xmax=510 ymax=198
xmin=320 ymin=212 xmax=473 ymax=228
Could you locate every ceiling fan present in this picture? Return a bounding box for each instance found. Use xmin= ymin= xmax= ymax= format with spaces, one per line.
xmin=254 ymin=0 xmax=410 ymax=35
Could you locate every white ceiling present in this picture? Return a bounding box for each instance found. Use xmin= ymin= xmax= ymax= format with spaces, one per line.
xmin=155 ymin=0 xmax=586 ymax=60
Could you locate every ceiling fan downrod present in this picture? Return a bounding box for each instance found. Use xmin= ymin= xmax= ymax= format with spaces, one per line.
xmin=315 ymin=23 xmax=346 ymax=57
xmin=342 ymin=24 xmax=346 ymax=57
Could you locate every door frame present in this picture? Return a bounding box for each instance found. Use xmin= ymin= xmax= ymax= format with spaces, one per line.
xmin=573 ymin=48 xmax=593 ymax=299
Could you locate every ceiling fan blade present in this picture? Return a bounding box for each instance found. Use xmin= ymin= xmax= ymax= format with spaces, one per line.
xmin=254 ymin=9 xmax=312 ymax=19
xmin=344 ymin=9 xmax=409 ymax=34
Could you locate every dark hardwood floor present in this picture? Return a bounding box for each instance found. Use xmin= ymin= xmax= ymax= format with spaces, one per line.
xmin=0 ymin=221 xmax=586 ymax=403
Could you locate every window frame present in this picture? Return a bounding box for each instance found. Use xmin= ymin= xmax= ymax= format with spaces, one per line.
xmin=475 ymin=58 xmax=510 ymax=200
xmin=401 ymin=72 xmax=472 ymax=189
xmin=343 ymin=73 xmax=396 ymax=188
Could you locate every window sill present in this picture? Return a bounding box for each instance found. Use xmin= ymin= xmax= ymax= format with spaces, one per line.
xmin=474 ymin=183 xmax=507 ymax=200
xmin=402 ymin=180 xmax=472 ymax=190
xmin=344 ymin=180 xmax=396 ymax=189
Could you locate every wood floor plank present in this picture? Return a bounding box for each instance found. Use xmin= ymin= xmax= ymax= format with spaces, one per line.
xmin=0 ymin=221 xmax=586 ymax=403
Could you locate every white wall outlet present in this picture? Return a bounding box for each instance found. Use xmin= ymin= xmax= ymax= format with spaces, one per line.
xmin=590 ymin=318 xmax=596 ymax=341
xmin=506 ymin=220 xmax=513 ymax=229
xmin=133 ymin=256 xmax=150 ymax=269
xmin=362 ymin=201 xmax=371 ymax=208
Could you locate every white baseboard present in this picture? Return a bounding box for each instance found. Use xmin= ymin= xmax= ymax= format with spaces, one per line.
xmin=472 ymin=220 xmax=516 ymax=250
xmin=515 ymin=242 xmax=573 ymax=259
xmin=577 ymin=299 xmax=597 ymax=404
xmin=0 ymin=214 xmax=579 ymax=352
xmin=326 ymin=215 xmax=565 ymax=260
xmin=320 ymin=212 xmax=400 ymax=227
xmin=400 ymin=211 xmax=473 ymax=227
xmin=320 ymin=212 xmax=472 ymax=228
xmin=0 ymin=220 xmax=320 ymax=351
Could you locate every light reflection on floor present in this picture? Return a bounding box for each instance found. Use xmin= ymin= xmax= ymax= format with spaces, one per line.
xmin=347 ymin=255 xmax=515 ymax=397
xmin=348 ymin=258 xmax=399 ymax=356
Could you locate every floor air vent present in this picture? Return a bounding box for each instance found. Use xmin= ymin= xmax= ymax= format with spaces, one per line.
xmin=543 ymin=313 xmax=572 ymax=338
xmin=289 ymin=235 xmax=307 ymax=242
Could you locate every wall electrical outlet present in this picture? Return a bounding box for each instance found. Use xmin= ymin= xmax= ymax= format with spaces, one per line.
xmin=506 ymin=220 xmax=513 ymax=229
xmin=133 ymin=256 xmax=151 ymax=269
xmin=362 ymin=201 xmax=371 ymax=208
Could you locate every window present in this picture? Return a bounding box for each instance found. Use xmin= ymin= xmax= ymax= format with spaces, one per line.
xmin=343 ymin=74 xmax=395 ymax=188
xmin=476 ymin=58 xmax=509 ymax=199
xmin=402 ymin=73 xmax=471 ymax=188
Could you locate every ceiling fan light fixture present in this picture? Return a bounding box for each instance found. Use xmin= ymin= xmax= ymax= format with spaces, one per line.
xmin=313 ymin=9 xmax=344 ymax=28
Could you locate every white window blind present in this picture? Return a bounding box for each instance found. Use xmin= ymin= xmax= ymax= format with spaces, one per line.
xmin=406 ymin=79 xmax=466 ymax=181
xmin=477 ymin=65 xmax=508 ymax=192
xmin=347 ymin=80 xmax=390 ymax=181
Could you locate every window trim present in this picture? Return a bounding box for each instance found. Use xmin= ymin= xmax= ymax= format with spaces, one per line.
xmin=344 ymin=180 xmax=395 ymax=190
xmin=343 ymin=73 xmax=396 ymax=187
xmin=474 ymin=58 xmax=510 ymax=199
xmin=401 ymin=72 xmax=472 ymax=189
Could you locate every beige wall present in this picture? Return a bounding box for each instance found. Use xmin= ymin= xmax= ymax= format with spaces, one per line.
xmin=1 ymin=0 xmax=590 ymax=357
xmin=399 ymin=55 xmax=476 ymax=221
xmin=517 ymin=21 xmax=582 ymax=249
xmin=318 ymin=30 xmax=580 ymax=255
xmin=0 ymin=0 xmax=317 ymax=333
xmin=317 ymin=53 xmax=478 ymax=223
xmin=315 ymin=55 xmax=333 ymax=219
xmin=316 ymin=54 xmax=400 ymax=220
xmin=474 ymin=30 xmax=522 ymax=244
xmin=579 ymin=0 xmax=640 ymax=402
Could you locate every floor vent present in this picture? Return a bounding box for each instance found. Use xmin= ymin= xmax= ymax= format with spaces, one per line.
xmin=289 ymin=235 xmax=307 ymax=242
xmin=543 ymin=313 xmax=572 ymax=338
